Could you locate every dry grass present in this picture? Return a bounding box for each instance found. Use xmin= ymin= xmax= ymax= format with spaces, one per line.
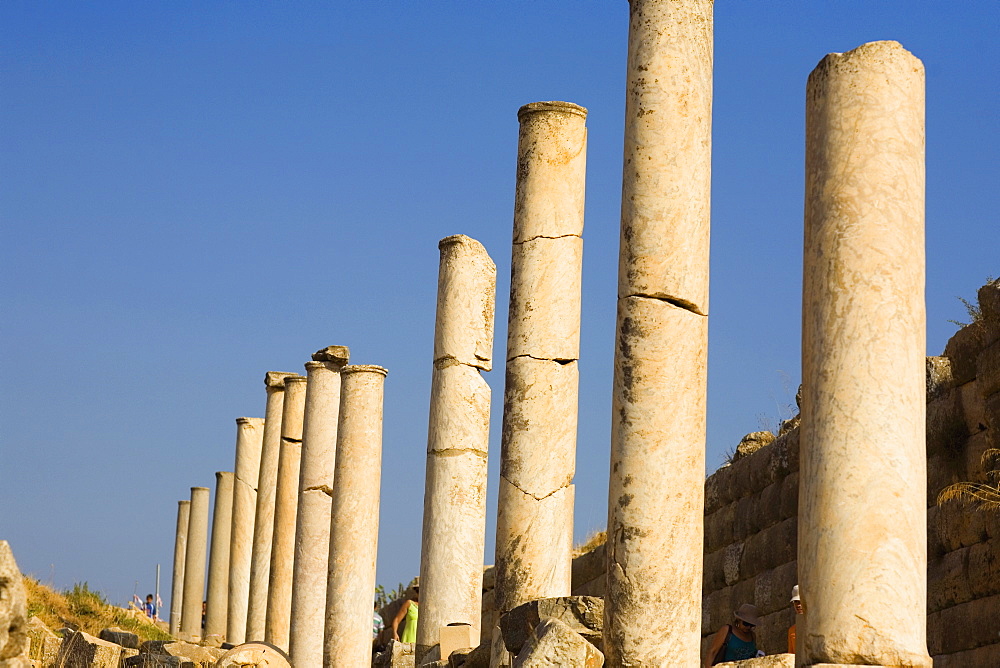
xmin=573 ymin=530 xmax=607 ymax=558
xmin=938 ymin=448 xmax=1000 ymax=512
xmin=24 ymin=578 xmax=172 ymax=642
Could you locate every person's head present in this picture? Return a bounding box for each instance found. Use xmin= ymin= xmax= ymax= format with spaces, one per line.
xmin=733 ymin=603 xmax=760 ymax=632
xmin=409 ymin=577 xmax=419 ymax=601
xmin=790 ymin=585 xmax=803 ymax=615
xmin=146 ymin=594 xmax=153 ymax=602
xmin=411 ymin=585 xmax=419 ymax=602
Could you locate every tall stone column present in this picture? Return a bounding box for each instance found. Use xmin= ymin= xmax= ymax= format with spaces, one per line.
xmin=324 ymin=365 xmax=387 ymax=668
xmin=494 ymin=102 xmax=586 ymax=617
xmin=265 ymin=374 xmax=309 ymax=650
xmin=606 ymin=1 xmax=712 ymax=665
xmin=247 ymin=371 xmax=298 ymax=641
xmin=204 ymin=471 xmax=235 ymax=645
xmin=227 ymin=416 xmax=265 ymax=644
xmin=418 ymin=236 xmax=496 ymax=658
xmin=169 ymin=499 xmax=191 ymax=635
xmin=181 ymin=486 xmax=210 ymax=640
xmin=289 ymin=346 xmax=350 ymax=668
xmin=800 ymin=41 xmax=930 ymax=668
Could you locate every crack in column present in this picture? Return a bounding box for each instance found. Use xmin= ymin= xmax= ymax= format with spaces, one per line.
xmin=501 ymin=473 xmax=572 ymax=502
xmin=428 ymin=447 xmax=488 ymax=459
xmin=303 ymin=484 xmax=334 ymax=498
xmin=507 ymin=353 xmax=578 ymax=365
xmin=513 ymin=232 xmax=582 ymax=244
xmin=627 ymin=292 xmax=707 ymax=317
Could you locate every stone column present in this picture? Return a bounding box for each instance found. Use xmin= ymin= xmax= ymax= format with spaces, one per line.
xmin=204 ymin=471 xmax=235 ymax=645
xmin=494 ymin=102 xmax=586 ymax=617
xmin=169 ymin=499 xmax=191 ymax=635
xmin=289 ymin=346 xmax=349 ymax=668
xmin=324 ymin=365 xmax=387 ymax=668
xmin=265 ymin=374 xmax=309 ymax=650
xmin=181 ymin=486 xmax=210 ymax=640
xmin=418 ymin=236 xmax=496 ymax=658
xmin=247 ymin=371 xmax=298 ymax=641
xmin=606 ymin=1 xmax=712 ymax=665
xmin=227 ymin=417 xmax=265 ymax=644
xmin=800 ymin=41 xmax=930 ymax=668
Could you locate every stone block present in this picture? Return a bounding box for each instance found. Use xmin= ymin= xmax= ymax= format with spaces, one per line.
xmin=569 ymin=543 xmax=605 ymax=590
xmin=928 ymin=546 xmax=972 ymax=612
xmin=738 ymin=517 xmax=796 ymax=582
xmin=778 ymin=471 xmax=798 ymax=520
xmin=976 ymin=341 xmax=1000 ymax=399
xmin=98 ymin=628 xmax=138 ymax=650
xmin=932 ymin=491 xmax=994 ymax=553
xmin=926 ymin=591 xmax=1000 ymax=655
xmin=926 ymin=356 xmax=955 ymax=401
xmin=967 ymin=538 xmax=1000 ymax=600
xmin=24 ymin=618 xmax=57 ymax=666
xmin=701 ymin=586 xmax=735 ymax=636
xmin=499 ymin=596 xmax=603 ymax=655
xmin=124 ymin=654 xmax=181 ymax=668
xmin=439 ymin=625 xmax=477 ymax=665
xmin=943 ymin=322 xmax=985 ymax=385
xmin=458 ymin=641 xmax=489 ymax=668
xmin=159 ymin=643 xmax=224 ymax=667
xmin=0 ymin=543 xmax=29 ymax=665
xmin=570 ymin=576 xmax=604 ymax=598
xmin=751 ymin=561 xmax=798 ymax=618
xmin=704 ymin=502 xmax=736 ymax=554
xmin=703 ymin=548 xmax=727 ymax=592
xmin=714 ymin=654 xmax=794 ymax=668
xmin=932 ymin=641 xmax=1000 ymax=668
xmin=55 ymin=631 xmax=122 ymax=668
xmin=979 ymin=281 xmax=1000 ymax=347
xmin=731 ymin=432 xmax=775 ymax=463
xmin=925 ymin=388 xmax=969 ymax=458
xmin=215 ymin=642 xmax=290 ymax=668
xmin=926 ymin=453 xmax=962 ymax=508
xmin=959 ymin=381 xmax=988 ymax=435
xmin=511 ymin=618 xmax=603 ymax=667
xmin=373 ymin=640 xmax=415 ymax=668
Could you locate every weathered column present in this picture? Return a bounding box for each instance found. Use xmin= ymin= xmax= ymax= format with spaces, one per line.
xmin=289 ymin=346 xmax=350 ymax=668
xmin=418 ymin=236 xmax=496 ymax=658
xmin=181 ymin=486 xmax=210 ymax=640
xmin=494 ymin=102 xmax=586 ymax=617
xmin=227 ymin=416 xmax=265 ymax=644
xmin=169 ymin=499 xmax=191 ymax=635
xmin=204 ymin=471 xmax=235 ymax=645
xmin=800 ymin=41 xmax=930 ymax=668
xmin=606 ymin=1 xmax=712 ymax=665
xmin=265 ymin=374 xmax=309 ymax=650
xmin=247 ymin=371 xmax=298 ymax=640
xmin=324 ymin=365 xmax=387 ymax=668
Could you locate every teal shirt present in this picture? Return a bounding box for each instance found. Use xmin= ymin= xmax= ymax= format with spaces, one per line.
xmin=723 ymin=627 xmax=758 ymax=661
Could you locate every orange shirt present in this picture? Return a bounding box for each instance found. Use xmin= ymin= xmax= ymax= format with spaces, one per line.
xmin=788 ymin=624 xmax=796 ymax=653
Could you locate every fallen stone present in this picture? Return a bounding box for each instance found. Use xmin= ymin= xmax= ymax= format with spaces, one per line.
xmin=512 ymin=618 xmax=603 ymax=667
xmin=0 ymin=542 xmax=29 ymax=667
xmin=499 ymin=597 xmax=603 ymax=655
xmin=25 ymin=617 xmax=58 ymax=666
xmin=215 ymin=642 xmax=291 ymax=668
xmin=124 ymin=654 xmax=182 ymax=668
xmin=448 ymin=646 xmax=475 ymax=667
xmin=714 ymin=655 xmax=794 ymax=667
xmin=54 ymin=631 xmax=122 ymax=668
xmin=373 ymin=640 xmax=415 ymax=668
xmin=160 ymin=642 xmax=224 ymax=666
xmin=99 ymin=627 xmax=139 ymax=649
xmin=459 ymin=641 xmax=489 ymax=668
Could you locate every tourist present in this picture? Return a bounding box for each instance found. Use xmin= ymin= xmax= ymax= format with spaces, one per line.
xmin=142 ymin=594 xmax=156 ymax=620
xmin=390 ymin=581 xmax=419 ymax=644
xmin=787 ymin=585 xmax=803 ymax=653
xmin=703 ymin=603 xmax=761 ymax=666
xmin=373 ymin=598 xmax=385 ymax=651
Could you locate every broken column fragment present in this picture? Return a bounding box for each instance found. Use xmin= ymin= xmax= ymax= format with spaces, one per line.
xmin=265 ymin=374 xmax=309 ymax=651
xmin=169 ymin=500 xmax=191 ymax=636
xmin=800 ymin=41 xmax=932 ymax=668
xmin=606 ymin=1 xmax=713 ymax=665
xmin=247 ymin=371 xmax=298 ymax=641
xmin=204 ymin=471 xmax=235 ymax=645
xmin=494 ymin=101 xmax=587 ymax=618
xmin=227 ymin=416 xmax=265 ymax=644
xmin=324 ymin=364 xmax=388 ymax=668
xmin=417 ymin=235 xmax=496 ymax=659
xmin=288 ymin=345 xmax=349 ymax=668
xmin=181 ymin=486 xmax=210 ymax=640
xmin=0 ymin=541 xmax=29 ymax=668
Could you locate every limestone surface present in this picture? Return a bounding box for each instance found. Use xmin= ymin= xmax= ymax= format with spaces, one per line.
xmin=265 ymin=374 xmax=308 ymax=651
xmin=511 ymin=617 xmax=603 ymax=668
xmin=800 ymin=40 xmax=931 ymax=668
xmin=432 ymin=236 xmax=496 ymax=371
xmin=247 ymin=371 xmax=298 ymax=641
xmin=228 ymin=416 xmax=265 ymax=644
xmin=499 ymin=596 xmax=603 ymax=656
xmin=289 ymin=351 xmax=348 ymax=668
xmin=0 ymin=542 xmax=28 ymax=666
xmin=55 ymin=631 xmax=122 ymax=668
xmin=180 ymin=487 xmax=210 ymax=639
xmin=204 ymin=471 xmax=234 ymax=645
xmin=216 ymin=642 xmax=291 ymax=668
xmin=324 ymin=365 xmax=388 ymax=668
xmin=606 ymin=2 xmax=713 ymax=664
xmin=169 ymin=500 xmax=190 ymax=636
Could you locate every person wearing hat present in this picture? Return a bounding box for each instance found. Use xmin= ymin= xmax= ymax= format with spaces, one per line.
xmin=391 ymin=578 xmax=420 ymax=644
xmin=703 ymin=603 xmax=761 ymax=666
xmin=787 ymin=585 xmax=803 ymax=653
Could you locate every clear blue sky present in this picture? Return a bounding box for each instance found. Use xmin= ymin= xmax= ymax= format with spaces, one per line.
xmin=2 ymin=1 xmax=997 ymax=608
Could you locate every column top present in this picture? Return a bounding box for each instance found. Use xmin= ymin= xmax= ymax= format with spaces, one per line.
xmin=439 ymin=234 xmax=488 ymax=253
xmin=191 ymin=486 xmax=209 ymax=492
xmin=178 ymin=499 xmax=191 ymax=506
xmin=312 ymin=345 xmax=350 ymax=365
xmin=811 ymin=40 xmax=922 ymax=82
xmin=236 ymin=416 xmax=265 ymax=425
xmin=517 ymin=101 xmax=588 ymax=121
xmin=342 ymin=364 xmax=388 ymax=377
xmin=215 ymin=471 xmax=234 ymax=478
xmin=264 ymin=371 xmax=299 ymax=389
xmin=284 ymin=375 xmax=308 ymax=386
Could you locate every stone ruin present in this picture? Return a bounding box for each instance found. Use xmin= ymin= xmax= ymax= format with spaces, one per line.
xmin=11 ymin=0 xmax=998 ymax=666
